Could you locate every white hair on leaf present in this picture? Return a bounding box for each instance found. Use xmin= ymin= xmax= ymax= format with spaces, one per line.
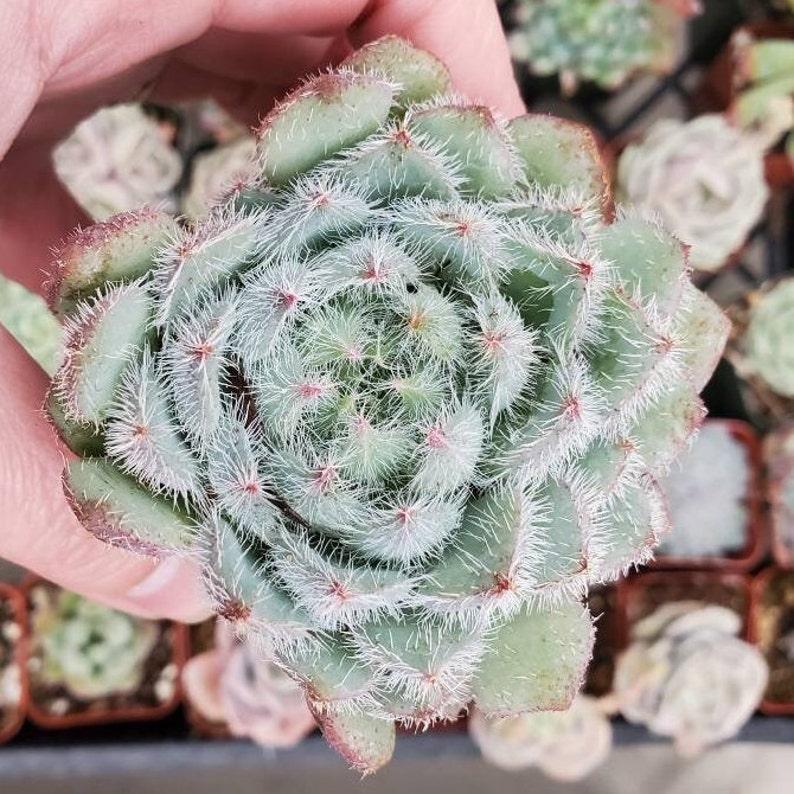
xmin=105 ymin=349 xmax=202 ymax=501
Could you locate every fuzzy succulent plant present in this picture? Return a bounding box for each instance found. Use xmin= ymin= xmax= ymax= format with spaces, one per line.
xmin=507 ymin=0 xmax=697 ymax=95
xmin=612 ymin=601 xmax=767 ymax=756
xmin=617 ymin=114 xmax=769 ymax=273
xmin=53 ymin=104 xmax=183 ymax=221
xmin=658 ymin=421 xmax=750 ymax=559
xmin=46 ymin=37 xmax=727 ymax=772
xmin=30 ymin=588 xmax=158 ymax=700
xmin=183 ymin=619 xmax=316 ymax=748
xmin=469 ymin=693 xmax=612 ymax=780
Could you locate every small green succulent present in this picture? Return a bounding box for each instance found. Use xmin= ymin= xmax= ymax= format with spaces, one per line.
xmin=733 ymin=33 xmax=794 ymax=159
xmin=31 ymin=588 xmax=158 ymax=701
xmin=508 ymin=0 xmax=692 ymax=94
xmin=742 ymin=279 xmax=794 ymax=399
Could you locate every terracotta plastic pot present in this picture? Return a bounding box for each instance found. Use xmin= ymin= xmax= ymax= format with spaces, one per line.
xmin=585 ymin=585 xmax=620 ymax=697
xmin=22 ymin=577 xmax=187 ymax=729
xmin=750 ymin=567 xmax=794 ymax=715
xmin=182 ymin=619 xmax=231 ymax=740
xmin=650 ymin=419 xmax=767 ymax=572
xmin=766 ymin=423 xmax=794 ymax=568
xmin=604 ymin=132 xmax=751 ymax=278
xmin=616 ymin=570 xmax=753 ymax=650
xmin=0 ymin=582 xmax=27 ymax=744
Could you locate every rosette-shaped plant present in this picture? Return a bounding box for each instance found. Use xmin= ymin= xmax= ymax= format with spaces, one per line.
xmin=618 ymin=115 xmax=769 ymax=273
xmin=53 ymin=104 xmax=183 ymax=221
xmin=183 ymin=620 xmax=316 ymax=748
xmin=30 ymin=589 xmax=158 ymax=700
xmin=732 ymin=32 xmax=794 ymax=157
xmin=658 ymin=421 xmax=750 ymax=559
xmin=47 ymin=38 xmax=727 ymax=772
xmin=507 ymin=0 xmax=697 ymax=95
xmin=739 ymin=279 xmax=794 ymax=399
xmin=469 ymin=694 xmax=612 ymax=780
xmin=613 ymin=602 xmax=767 ymax=756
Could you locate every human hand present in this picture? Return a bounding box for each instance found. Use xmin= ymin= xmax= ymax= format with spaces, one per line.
xmin=0 ymin=0 xmax=523 ymax=621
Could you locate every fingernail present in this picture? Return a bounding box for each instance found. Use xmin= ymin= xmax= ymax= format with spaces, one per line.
xmin=123 ymin=556 xmax=213 ymax=623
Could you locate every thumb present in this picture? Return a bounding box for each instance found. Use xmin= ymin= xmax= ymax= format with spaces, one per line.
xmin=0 ymin=326 xmax=212 ymax=622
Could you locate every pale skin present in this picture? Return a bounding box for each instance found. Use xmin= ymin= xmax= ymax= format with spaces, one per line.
xmin=0 ymin=0 xmax=524 ymax=622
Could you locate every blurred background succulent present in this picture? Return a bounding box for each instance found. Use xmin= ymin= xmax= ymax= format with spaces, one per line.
xmin=182 ymin=136 xmax=257 ymax=221
xmin=0 ymin=274 xmax=61 ymax=375
xmin=182 ymin=620 xmax=316 ymax=749
xmin=612 ymin=601 xmax=768 ymax=756
xmin=657 ymin=421 xmax=751 ymax=560
xmin=53 ymin=104 xmax=183 ymax=221
xmin=617 ymin=114 xmax=769 ymax=273
xmin=29 ymin=587 xmax=158 ymax=701
xmin=732 ymin=32 xmax=794 ymax=159
xmin=46 ymin=36 xmax=727 ymax=771
xmin=737 ymin=278 xmax=794 ymax=401
xmin=506 ymin=0 xmax=698 ymax=95
xmin=469 ymin=693 xmax=613 ymax=780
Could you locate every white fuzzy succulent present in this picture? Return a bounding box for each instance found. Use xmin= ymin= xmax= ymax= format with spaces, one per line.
xmin=182 ymin=137 xmax=257 ymax=220
xmin=469 ymin=694 xmax=612 ymax=781
xmin=658 ymin=422 xmax=750 ymax=559
xmin=618 ymin=115 xmax=769 ymax=273
xmin=48 ymin=38 xmax=729 ymax=773
xmin=53 ymin=104 xmax=183 ymax=221
xmin=613 ymin=602 xmax=768 ymax=756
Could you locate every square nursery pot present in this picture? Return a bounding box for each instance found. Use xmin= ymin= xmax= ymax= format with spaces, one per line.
xmin=697 ymin=21 xmax=794 ymax=189
xmin=585 ymin=585 xmax=620 ymax=697
xmin=183 ymin=619 xmax=231 ymax=739
xmin=765 ymin=423 xmax=794 ymax=568
xmin=22 ymin=578 xmax=187 ymax=729
xmin=751 ymin=567 xmax=794 ymax=715
xmin=0 ymin=582 xmax=27 ymax=744
xmin=650 ymin=419 xmax=766 ymax=572
xmin=616 ymin=570 xmax=753 ymax=650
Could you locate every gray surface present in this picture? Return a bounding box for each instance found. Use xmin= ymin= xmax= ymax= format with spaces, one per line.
xmin=1 ymin=727 xmax=794 ymax=793
xmin=0 ymin=738 xmax=793 ymax=794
